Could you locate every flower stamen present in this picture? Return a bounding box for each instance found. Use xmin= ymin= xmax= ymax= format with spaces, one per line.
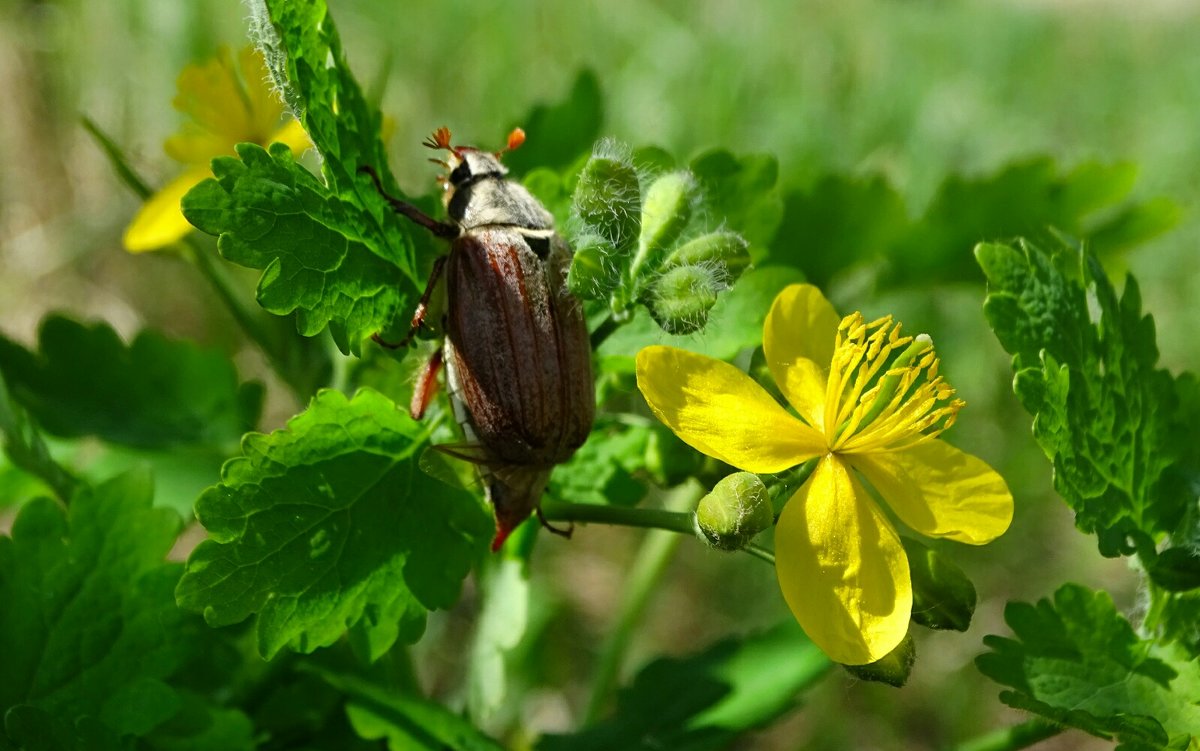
xmin=826 ymin=317 xmax=963 ymax=453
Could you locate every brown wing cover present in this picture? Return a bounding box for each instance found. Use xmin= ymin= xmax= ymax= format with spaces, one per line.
xmin=445 ymin=227 xmax=595 ymax=468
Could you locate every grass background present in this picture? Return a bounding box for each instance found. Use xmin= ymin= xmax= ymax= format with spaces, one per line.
xmin=2 ymin=0 xmax=1198 ymax=748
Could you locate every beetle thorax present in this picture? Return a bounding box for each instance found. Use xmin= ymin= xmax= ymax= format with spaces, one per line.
xmin=443 ymin=150 xmax=554 ymax=232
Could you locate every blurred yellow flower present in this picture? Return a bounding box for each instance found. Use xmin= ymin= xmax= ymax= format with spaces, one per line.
xmin=123 ymin=46 xmax=310 ymax=252
xmin=636 ymin=284 xmax=1013 ymax=665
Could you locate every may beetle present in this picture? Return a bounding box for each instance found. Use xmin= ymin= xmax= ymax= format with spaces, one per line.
xmin=363 ymin=127 xmax=594 ymax=550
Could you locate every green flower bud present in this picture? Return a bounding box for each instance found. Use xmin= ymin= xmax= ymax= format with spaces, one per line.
xmin=567 ymin=237 xmax=619 ymax=300
xmin=901 ymin=537 xmax=977 ymax=632
xmin=631 ymin=171 xmax=697 ymax=282
xmin=649 ymin=264 xmax=721 ymax=335
xmin=842 ymin=633 xmax=915 ymax=687
xmin=663 ymin=231 xmax=751 ymax=282
xmin=694 ymin=472 xmax=773 ymax=551
xmin=573 ymin=143 xmax=642 ymax=254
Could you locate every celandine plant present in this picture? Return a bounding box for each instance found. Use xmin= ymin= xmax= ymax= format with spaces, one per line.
xmin=1 ymin=0 xmax=1198 ymax=749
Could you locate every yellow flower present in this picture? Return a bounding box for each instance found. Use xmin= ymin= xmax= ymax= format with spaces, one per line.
xmin=635 ymin=284 xmax=1013 ymax=665
xmin=123 ymin=46 xmax=310 ymax=252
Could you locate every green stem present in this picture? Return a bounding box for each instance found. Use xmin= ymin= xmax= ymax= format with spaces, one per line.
xmin=540 ymin=500 xmax=695 ymax=534
xmin=744 ymin=542 xmax=776 ymax=564
xmin=80 ymin=116 xmax=151 ymax=198
xmin=946 ymin=719 xmax=1063 ymax=751
xmin=589 ymin=314 xmax=623 ymax=350
xmin=574 ymin=484 xmax=703 ymax=724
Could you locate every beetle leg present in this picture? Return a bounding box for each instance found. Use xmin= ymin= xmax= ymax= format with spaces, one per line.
xmin=400 ymin=254 xmax=448 ymax=346
xmin=535 ymin=505 xmax=574 ymax=540
xmin=372 ymin=254 xmax=448 ymax=348
xmin=409 ymin=346 xmax=444 ymax=420
xmin=358 ymin=165 xmax=458 ymax=239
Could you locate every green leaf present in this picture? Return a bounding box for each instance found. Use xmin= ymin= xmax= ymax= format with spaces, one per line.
xmin=901 ymin=537 xmax=977 ymax=632
xmin=771 ymin=159 xmax=1175 ymax=289
xmin=888 ymin=158 xmax=1174 ymax=286
xmin=184 ymin=144 xmax=414 ymax=350
xmin=597 ymin=265 xmax=806 ymax=372
xmin=0 ymin=317 xmax=260 ymax=452
xmin=0 ymin=471 xmax=199 ymax=739
xmin=311 ymin=669 xmax=504 ymax=751
xmin=548 ymin=419 xmax=654 ymax=507
xmin=251 ymin=0 xmax=405 ymax=208
xmin=3 ymin=707 xmax=127 ymax=751
xmin=1146 ymin=548 xmax=1200 ymax=593
xmin=770 ymin=175 xmax=908 ymax=287
xmin=538 ymin=621 xmax=830 ymax=751
xmin=689 ymin=150 xmax=783 ymax=263
xmin=977 ymin=584 xmax=1200 ymax=750
xmin=842 ymin=633 xmax=915 ymax=688
xmin=467 ymin=557 xmax=530 ymax=721
xmin=504 ymin=70 xmax=604 ymax=175
xmin=144 ymin=694 xmax=254 ymax=751
xmin=977 ymin=238 xmax=1191 ymax=555
xmin=0 ymin=373 xmax=77 ymax=504
xmin=176 ymin=388 xmax=492 ymax=660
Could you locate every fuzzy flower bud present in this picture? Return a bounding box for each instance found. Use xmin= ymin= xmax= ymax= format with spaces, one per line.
xmin=632 ymin=171 xmax=697 ymax=282
xmin=650 ymin=264 xmax=722 ymax=335
xmin=663 ymin=231 xmax=751 ymax=282
xmin=694 ymin=472 xmax=773 ymax=551
xmin=567 ymin=236 xmax=619 ymax=300
xmin=573 ymin=142 xmax=643 ymax=254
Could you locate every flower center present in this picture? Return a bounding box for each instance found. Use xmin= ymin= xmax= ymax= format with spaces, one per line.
xmin=824 ymin=312 xmax=964 ymax=453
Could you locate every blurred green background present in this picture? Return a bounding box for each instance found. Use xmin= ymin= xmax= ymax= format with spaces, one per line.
xmin=2 ymin=0 xmax=1198 ymax=748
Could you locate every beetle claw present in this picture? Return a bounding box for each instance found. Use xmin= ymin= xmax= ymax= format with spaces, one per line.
xmin=535 ymin=505 xmax=574 ymax=540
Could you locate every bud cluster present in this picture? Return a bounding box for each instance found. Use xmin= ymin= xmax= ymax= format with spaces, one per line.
xmin=567 ymin=140 xmax=750 ymax=335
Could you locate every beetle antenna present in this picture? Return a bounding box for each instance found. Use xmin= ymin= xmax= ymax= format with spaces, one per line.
xmin=422 ymin=126 xmax=454 ymax=151
xmin=496 ymin=127 xmax=525 ymax=158
xmin=427 ymin=157 xmax=450 ymax=167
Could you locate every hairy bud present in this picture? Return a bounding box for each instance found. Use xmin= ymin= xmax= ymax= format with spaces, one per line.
xmin=694 ymin=472 xmax=773 ymax=551
xmin=573 ymin=144 xmax=642 ymax=254
xmin=632 ymin=171 xmax=697 ymax=283
xmin=650 ymin=264 xmax=722 ymax=335
xmin=566 ymin=236 xmax=619 ymax=300
xmin=663 ymin=231 xmax=750 ymax=281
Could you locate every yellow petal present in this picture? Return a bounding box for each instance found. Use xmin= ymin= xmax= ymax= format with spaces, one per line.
xmin=775 ymin=457 xmax=911 ymax=665
xmin=635 ymin=346 xmax=825 ymax=473
xmin=269 ymin=119 xmax=312 ymax=156
xmin=123 ymin=166 xmax=211 ymax=253
xmin=763 ymin=284 xmax=840 ymax=428
xmin=172 ymin=46 xmax=255 ymax=148
xmin=849 ymin=440 xmax=1013 ymax=545
xmin=164 ymin=123 xmax=229 ymax=165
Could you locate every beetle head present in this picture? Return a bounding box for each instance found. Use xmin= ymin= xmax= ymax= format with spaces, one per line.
xmin=424 ymin=127 xmax=525 ymax=198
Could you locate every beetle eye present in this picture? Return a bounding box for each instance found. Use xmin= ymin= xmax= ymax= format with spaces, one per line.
xmin=449 ymin=161 xmax=471 ymax=185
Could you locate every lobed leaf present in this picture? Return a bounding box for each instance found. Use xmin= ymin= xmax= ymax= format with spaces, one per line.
xmin=184 ymin=144 xmax=414 ymax=349
xmin=977 ymin=584 xmax=1200 ymax=750
xmin=977 ymin=238 xmax=1193 ymax=556
xmin=0 ymin=317 xmax=261 ymax=452
xmin=0 ymin=471 xmax=248 ymax=747
xmin=175 ymin=388 xmax=492 ymax=660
